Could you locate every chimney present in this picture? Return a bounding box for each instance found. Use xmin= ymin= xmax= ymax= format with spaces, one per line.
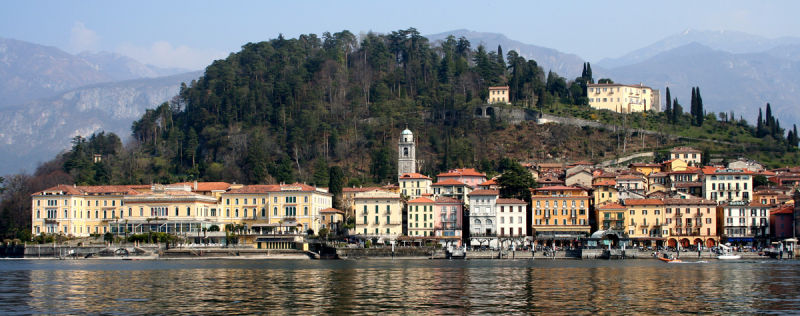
xmin=194 ymin=180 xmax=198 ymax=191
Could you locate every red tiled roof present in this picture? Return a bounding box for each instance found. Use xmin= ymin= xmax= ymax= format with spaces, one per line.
xmin=468 ymin=189 xmax=499 ymax=196
xmin=496 ymin=198 xmax=526 ymax=204
xmin=616 ymin=175 xmax=644 ymax=180
xmin=598 ymin=202 xmax=626 ymax=210
xmin=320 ymin=208 xmax=345 ymax=214
xmin=771 ymin=205 xmax=794 ymax=215
xmin=343 ymin=187 xmax=383 ymax=192
xmin=408 ymin=197 xmax=435 ymax=203
xmin=399 ymin=173 xmax=432 ymax=180
xmin=480 ymin=179 xmax=498 ymax=186
xmin=437 ymin=168 xmax=486 ymax=178
xmin=630 ymin=163 xmax=662 ymax=168
xmin=32 ymin=184 xmax=84 ymax=196
xmin=624 ymin=199 xmax=664 ymax=206
xmin=432 ymin=179 xmax=468 ymax=186
xmin=173 ymin=182 xmax=231 ymax=191
xmin=593 ymin=180 xmax=617 ymax=186
xmin=226 ymin=185 xmax=281 ymax=194
xmin=663 ymin=198 xmax=716 ymax=205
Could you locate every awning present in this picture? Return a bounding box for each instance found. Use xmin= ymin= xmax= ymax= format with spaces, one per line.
xmin=726 ymin=237 xmax=754 ymax=242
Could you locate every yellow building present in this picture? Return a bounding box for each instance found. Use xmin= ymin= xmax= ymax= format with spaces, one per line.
xmin=596 ymin=202 xmax=626 ymax=231
xmin=531 ymin=185 xmax=592 ymax=246
xmin=353 ymin=189 xmax=403 ymax=238
xmin=320 ymin=208 xmax=345 ymax=232
xmin=664 ymin=198 xmax=719 ymax=248
xmin=222 ymin=183 xmax=332 ymax=235
xmin=670 ymin=147 xmax=702 ymax=166
xmin=662 ymin=158 xmax=688 ymax=172
xmin=407 ymin=197 xmax=435 ymax=237
xmin=31 ymin=184 xmax=150 ymax=237
xmin=629 ymin=163 xmax=663 ymax=176
xmin=120 ymin=184 xmax=220 ymax=235
xmin=623 ymin=199 xmax=668 ymax=246
xmin=399 ymin=173 xmax=432 ymax=199
xmin=593 ymin=179 xmax=619 ymax=206
xmin=487 ymin=86 xmax=509 ymax=104
xmin=587 ymin=83 xmax=658 ymax=113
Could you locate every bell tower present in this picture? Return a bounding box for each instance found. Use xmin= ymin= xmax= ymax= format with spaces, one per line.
xmin=398 ymin=127 xmax=416 ymax=177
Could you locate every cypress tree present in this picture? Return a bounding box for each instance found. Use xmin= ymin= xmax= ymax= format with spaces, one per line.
xmin=690 ymin=87 xmax=697 ymax=126
xmin=665 ymin=87 xmax=672 ymax=117
xmin=794 ymin=124 xmax=799 ymax=147
xmin=757 ymin=108 xmax=764 ymax=137
xmin=696 ymin=87 xmax=704 ymax=126
xmin=586 ymin=62 xmax=593 ymax=83
xmin=766 ymin=103 xmax=774 ymax=130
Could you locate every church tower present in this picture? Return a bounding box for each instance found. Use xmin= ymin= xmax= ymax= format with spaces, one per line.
xmin=398 ymin=127 xmax=416 ymax=177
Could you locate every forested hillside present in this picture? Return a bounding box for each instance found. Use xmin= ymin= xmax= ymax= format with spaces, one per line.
xmin=56 ymin=28 xmax=598 ymax=187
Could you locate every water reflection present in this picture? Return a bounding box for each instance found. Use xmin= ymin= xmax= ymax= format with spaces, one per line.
xmin=1 ymin=259 xmax=799 ymax=314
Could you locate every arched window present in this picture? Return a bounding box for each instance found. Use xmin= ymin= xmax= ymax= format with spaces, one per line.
xmin=474 ymin=219 xmax=481 ymax=225
xmin=486 ymin=219 xmax=493 ymax=225
xmin=403 ymin=147 xmax=409 ymax=157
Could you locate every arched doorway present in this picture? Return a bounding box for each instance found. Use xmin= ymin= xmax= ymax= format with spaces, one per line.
xmin=706 ymin=238 xmax=716 ymax=248
xmin=693 ymin=238 xmax=703 ymax=248
xmin=680 ymin=238 xmax=691 ymax=248
xmin=486 ymin=107 xmax=495 ymax=116
xmin=668 ymin=238 xmax=677 ymax=248
xmin=604 ymin=233 xmax=620 ymax=248
xmin=475 ymin=108 xmax=483 ymax=116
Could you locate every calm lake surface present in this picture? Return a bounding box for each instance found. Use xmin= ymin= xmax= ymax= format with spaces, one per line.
xmin=0 ymin=258 xmax=798 ymax=314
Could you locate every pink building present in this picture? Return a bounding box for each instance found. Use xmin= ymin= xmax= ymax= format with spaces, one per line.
xmin=436 ymin=168 xmax=487 ymax=188
xmin=435 ymin=196 xmax=463 ymax=246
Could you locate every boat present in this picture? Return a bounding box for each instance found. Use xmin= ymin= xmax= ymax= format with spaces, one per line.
xmin=445 ymin=246 xmax=466 ymax=259
xmin=717 ymin=244 xmax=741 ymax=260
xmin=657 ymin=256 xmax=682 ymax=263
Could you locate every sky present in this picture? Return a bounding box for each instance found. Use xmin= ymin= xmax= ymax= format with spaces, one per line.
xmin=1 ymin=0 xmax=799 ymax=70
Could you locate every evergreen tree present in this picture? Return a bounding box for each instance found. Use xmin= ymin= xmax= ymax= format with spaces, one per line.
xmin=695 ymin=87 xmax=704 ymax=126
xmin=585 ymin=62 xmax=593 ymax=83
xmin=664 ymin=87 xmax=672 ymax=117
xmin=328 ymin=166 xmax=344 ymax=209
xmin=497 ymin=45 xmax=505 ymax=69
xmin=757 ymin=108 xmax=765 ymax=137
xmin=672 ymin=98 xmax=682 ymax=124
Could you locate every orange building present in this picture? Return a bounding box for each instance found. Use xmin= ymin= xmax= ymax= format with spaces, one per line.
xmin=530 ymin=185 xmax=591 ymax=246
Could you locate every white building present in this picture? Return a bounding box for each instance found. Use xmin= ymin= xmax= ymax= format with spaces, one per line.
xmin=496 ymin=198 xmax=527 ymax=238
xmin=468 ymin=189 xmax=498 ymax=236
xmin=703 ymin=168 xmax=753 ymax=205
xmin=720 ymin=200 xmax=770 ymax=247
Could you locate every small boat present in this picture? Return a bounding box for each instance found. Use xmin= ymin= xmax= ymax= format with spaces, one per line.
xmin=717 ymin=254 xmax=741 ymax=260
xmin=657 ymin=256 xmax=682 ymax=263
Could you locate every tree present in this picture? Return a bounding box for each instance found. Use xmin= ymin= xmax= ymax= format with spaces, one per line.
xmin=597 ymin=78 xmax=614 ymax=84
xmin=329 ymin=166 xmax=344 ymax=209
xmin=664 ymin=87 xmax=672 ymax=118
xmin=312 ymin=159 xmax=329 ymax=187
xmin=753 ymin=175 xmax=769 ymax=188
xmin=497 ymin=161 xmax=536 ymax=201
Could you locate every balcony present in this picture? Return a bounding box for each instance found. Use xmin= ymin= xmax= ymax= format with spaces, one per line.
xmin=44 ymin=218 xmax=58 ymax=224
xmin=674 ymin=213 xmax=683 ymax=218
xmin=639 ymin=223 xmax=649 ymax=228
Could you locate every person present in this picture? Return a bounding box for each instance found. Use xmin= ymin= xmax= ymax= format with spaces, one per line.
xmin=698 ymin=247 xmax=701 ymax=258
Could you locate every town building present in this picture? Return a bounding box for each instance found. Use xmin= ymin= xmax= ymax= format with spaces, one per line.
xmin=407 ymin=197 xmax=435 ymax=237
xmin=662 ymin=159 xmax=689 ymax=172
xmin=593 ymin=179 xmax=618 ymax=207
xmin=436 ymin=168 xmax=487 ymax=188
xmin=121 ymin=184 xmax=222 ymax=236
xmin=434 ymin=197 xmax=463 ymax=245
xmin=596 ymin=202 xmax=626 ymax=232
xmin=530 ymin=186 xmax=591 ymax=246
xmin=702 ymin=168 xmax=753 ymax=205
xmin=770 ymin=204 xmax=795 ymax=240
xmin=718 ymin=201 xmax=770 ymax=247
xmin=468 ymin=189 xmax=499 ymax=237
xmin=629 ymin=163 xmax=662 ymax=176
xmin=565 ymin=169 xmax=593 ymax=188
xmin=222 ymin=183 xmax=332 ymax=235
xmin=623 ymin=199 xmax=668 ymax=247
xmin=320 ymin=208 xmax=345 ymax=233
xmin=670 ymin=147 xmax=702 ymax=166
xmin=496 ymin=198 xmax=527 ymax=237
xmin=353 ymin=189 xmax=403 ymax=238
xmin=587 ymin=83 xmax=659 ymax=113
xmin=398 ymin=173 xmax=432 ymax=199
xmin=431 ymin=179 xmax=472 ymax=204
xmin=487 ymin=86 xmax=509 ymax=104
xmin=663 ymin=198 xmax=718 ymax=248
xmin=727 ymin=158 xmax=764 ymax=172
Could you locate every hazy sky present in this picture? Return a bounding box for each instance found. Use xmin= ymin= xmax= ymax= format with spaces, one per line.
xmin=2 ymin=1 xmax=797 ymax=69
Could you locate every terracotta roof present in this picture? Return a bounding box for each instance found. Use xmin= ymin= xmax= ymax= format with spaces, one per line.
xmin=408 ymin=197 xmax=435 ymax=203
xmin=624 ymin=199 xmax=664 ymax=206
xmin=78 ymin=185 xmax=142 ymax=195
xmin=674 ymin=182 xmax=702 ymax=188
xmin=320 ymin=208 xmax=345 ymax=214
xmin=343 ymin=187 xmax=383 ymax=192
xmin=488 ymin=86 xmax=509 ymax=90
xmin=616 ymin=175 xmax=644 ymax=181
xmin=479 ymin=179 xmax=498 ymax=186
xmin=435 ymin=196 xmax=461 ymax=204
xmin=226 ymin=185 xmax=281 ymax=194
xmin=771 ymin=205 xmax=794 ymax=215
xmin=437 ymin=168 xmax=486 ymax=178
xmin=568 ymin=161 xmax=594 ymax=166
xmin=629 ymin=163 xmax=661 ymax=168
xmin=173 ymin=182 xmax=231 ymax=191
xmin=669 ymin=170 xmax=699 ymax=174
xmin=593 ymin=180 xmax=617 ymax=186
xmin=597 ymin=202 xmax=626 ymax=210
xmin=663 ymin=198 xmax=716 ymax=205
xmin=432 ymin=179 xmax=468 ymax=186
xmin=496 ymin=198 xmax=526 ymax=204
xmin=649 ymin=172 xmax=668 ymax=177
xmin=399 ymin=173 xmax=432 ymax=180
xmin=468 ymin=189 xmax=499 ymax=196
xmin=537 ymin=163 xmax=564 ymax=168
xmin=32 ymin=184 xmax=84 ymax=196
xmin=702 ymin=168 xmax=752 ymax=175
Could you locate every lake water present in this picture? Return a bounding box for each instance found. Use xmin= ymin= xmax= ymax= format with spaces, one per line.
xmin=0 ymin=258 xmax=798 ymax=314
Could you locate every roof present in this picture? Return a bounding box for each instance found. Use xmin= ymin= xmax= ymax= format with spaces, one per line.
xmin=78 ymin=185 xmax=143 ymax=195
xmin=537 ymin=163 xmax=564 ymax=168
xmin=399 ymin=173 xmax=432 ymax=180
xmin=33 ymin=184 xmax=85 ymax=196
xmin=408 ymin=197 xmax=435 ymax=204
xmin=401 ymin=129 xmax=413 ymax=135
xmin=629 ymin=163 xmax=662 ymax=168
xmin=623 ymin=199 xmax=664 ymax=206
xmin=437 ymin=168 xmax=486 ymax=178
xmin=320 ymin=208 xmax=345 ymax=214
xmin=496 ymin=198 xmax=526 ymax=205
xmin=488 ymin=86 xmax=509 ymax=90
xmin=479 ymin=179 xmax=498 ymax=186
xmin=587 ymin=83 xmax=652 ymax=89
xmin=432 ymin=179 xmax=468 ymax=186
xmin=343 ymin=187 xmax=384 ymax=193
xmin=468 ymin=189 xmax=499 ymax=196
xmin=435 ymin=196 xmax=461 ymax=204
xmin=173 ymin=182 xmax=231 ymax=191
xmin=702 ymin=167 xmax=751 ymax=175
xmin=771 ymin=205 xmax=794 ymax=215
xmin=597 ymin=202 xmax=626 ymax=210
xmin=593 ymin=180 xmax=617 ymax=186
xmin=225 ymin=183 xmax=321 ymax=194
xmin=663 ymin=198 xmax=716 ymax=205
xmin=671 ymin=146 xmax=701 ymax=153
xmin=616 ymin=175 xmax=644 ymax=181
